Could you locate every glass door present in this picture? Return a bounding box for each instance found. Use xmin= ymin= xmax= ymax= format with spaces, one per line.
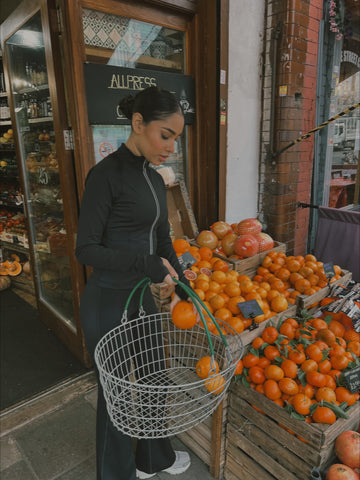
xmin=3 ymin=5 xmax=87 ymax=367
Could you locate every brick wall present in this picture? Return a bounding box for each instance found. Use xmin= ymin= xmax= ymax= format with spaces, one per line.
xmin=258 ymin=0 xmax=323 ymax=255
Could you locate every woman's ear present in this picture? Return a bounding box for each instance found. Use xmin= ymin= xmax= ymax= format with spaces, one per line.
xmin=132 ymin=112 xmax=144 ymax=134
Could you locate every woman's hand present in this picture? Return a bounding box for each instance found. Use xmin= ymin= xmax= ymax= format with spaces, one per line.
xmin=169 ymin=293 xmax=182 ymax=313
xmin=161 ymin=258 xmax=178 ymax=297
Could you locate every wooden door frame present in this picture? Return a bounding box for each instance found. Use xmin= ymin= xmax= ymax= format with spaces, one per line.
xmin=59 ymin=0 xmax=220 ymax=230
xmin=1 ymin=0 xmax=90 ymax=366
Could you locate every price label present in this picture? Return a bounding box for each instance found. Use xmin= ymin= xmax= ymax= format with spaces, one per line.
xmin=343 ymin=365 xmax=360 ymax=394
xmin=323 ymin=262 xmax=335 ymax=279
xmin=238 ymin=300 xmax=264 ymax=319
xmin=178 ymin=251 xmax=198 ymax=270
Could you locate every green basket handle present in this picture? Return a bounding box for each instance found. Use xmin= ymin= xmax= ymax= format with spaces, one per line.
xmin=121 ymin=277 xmax=151 ymax=324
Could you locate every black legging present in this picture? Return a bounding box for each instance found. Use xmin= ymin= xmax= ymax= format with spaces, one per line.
xmin=80 ymin=277 xmax=175 ymax=480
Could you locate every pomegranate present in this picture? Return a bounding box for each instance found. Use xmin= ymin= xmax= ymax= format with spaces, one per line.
xmin=326 ymin=464 xmax=359 ymax=480
xmin=196 ymin=230 xmax=218 ymax=250
xmin=234 ymin=234 xmax=259 ymax=258
xmin=237 ymin=218 xmax=262 ymax=235
xmin=210 ymin=221 xmax=232 ymax=239
xmin=221 ymin=232 xmax=238 ymax=257
xmin=335 ymin=431 xmax=360 ymax=469
xmin=254 ymin=232 xmax=274 ymax=252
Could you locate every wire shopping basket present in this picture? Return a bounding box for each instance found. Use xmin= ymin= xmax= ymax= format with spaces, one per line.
xmin=94 ymin=277 xmax=244 ymax=439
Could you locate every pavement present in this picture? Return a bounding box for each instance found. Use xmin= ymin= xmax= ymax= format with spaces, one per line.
xmin=0 ymin=372 xmax=218 ymax=480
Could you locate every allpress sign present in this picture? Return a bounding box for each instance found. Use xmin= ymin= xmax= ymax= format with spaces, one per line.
xmin=84 ymin=63 xmax=195 ymax=125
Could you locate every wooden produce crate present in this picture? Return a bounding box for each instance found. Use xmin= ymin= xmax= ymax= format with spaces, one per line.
xmin=225 ymin=383 xmax=360 ymax=480
xmin=212 ymin=241 xmax=286 ymax=276
xmin=295 ymin=269 xmax=352 ymax=313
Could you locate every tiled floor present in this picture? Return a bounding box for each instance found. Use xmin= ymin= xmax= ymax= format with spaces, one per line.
xmin=0 ymin=373 xmax=218 ymax=480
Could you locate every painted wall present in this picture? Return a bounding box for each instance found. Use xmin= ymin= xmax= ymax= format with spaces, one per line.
xmin=225 ymin=0 xmax=265 ymax=224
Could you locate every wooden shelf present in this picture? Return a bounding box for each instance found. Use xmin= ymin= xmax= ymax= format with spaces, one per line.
xmin=85 ymin=46 xmax=182 ymax=70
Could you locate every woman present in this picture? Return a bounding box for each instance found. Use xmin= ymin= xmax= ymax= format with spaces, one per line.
xmin=76 ymin=87 xmax=191 ymax=480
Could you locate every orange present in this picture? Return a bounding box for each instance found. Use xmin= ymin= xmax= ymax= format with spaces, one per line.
xmin=214 ymin=307 xmax=232 ymax=323
xmin=234 ymin=359 xmax=243 ymax=376
xmin=195 ymin=279 xmax=210 ymax=292
xmin=223 ymin=281 xmax=241 ymax=297
xmin=226 ymin=316 xmax=245 ymax=334
xmin=226 ymin=296 xmax=244 ymax=315
xmin=306 ymin=371 xmax=326 ymax=388
xmin=204 ymin=374 xmax=225 ymax=395
xmin=270 ymin=295 xmax=288 ymax=313
xmin=196 ymin=356 xmax=219 ymax=379
xmin=315 ymin=387 xmax=336 ymax=403
xmin=264 ymin=365 xmax=284 ymax=381
xmin=199 ymin=246 xmax=213 ymax=261
xmin=294 ymin=278 xmax=311 ymax=293
xmin=242 ymin=353 xmax=260 ymax=368
xmin=173 ymin=238 xmax=190 ymax=253
xmin=292 ymin=393 xmax=312 ymax=415
xmin=172 ymin=301 xmax=197 ymax=329
xmin=196 ymin=260 xmax=212 ymax=270
xmin=248 ymin=366 xmax=266 ymax=384
xmin=209 ymin=294 xmax=225 ymax=311
xmin=211 ymin=270 xmax=226 ymax=284
xmin=280 ymin=359 xmax=298 ymax=379
xmin=279 ymin=322 xmax=295 ymax=340
xmin=287 ymin=259 xmax=301 ymax=272
xmin=252 ymin=337 xmax=265 ymax=350
xmin=212 ymin=259 xmax=229 ymax=273
xmin=262 ymin=326 xmax=279 ymax=344
xmin=208 ymin=280 xmax=222 ymax=294
xmin=264 ymin=345 xmax=280 ymax=361
xmin=288 ymin=348 xmax=306 ymax=364
xmin=311 ymin=406 xmax=336 ymax=424
xmin=300 ymin=359 xmax=318 ymax=373
xmin=335 ymin=386 xmax=357 ymax=406
xmin=278 ymin=378 xmax=299 ymax=396
xmin=330 ymin=354 xmax=349 ymax=371
xmin=305 ymin=344 xmax=323 ymax=363
xmin=238 ymin=278 xmax=254 ymax=293
xmin=263 ymin=379 xmax=282 ymax=400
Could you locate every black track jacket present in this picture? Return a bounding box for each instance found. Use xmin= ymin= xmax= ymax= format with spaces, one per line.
xmin=75 ymin=144 xmax=188 ymax=298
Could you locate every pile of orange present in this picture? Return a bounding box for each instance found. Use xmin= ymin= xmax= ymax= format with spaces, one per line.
xmin=172 ymin=240 xmax=293 ymax=336
xmin=254 ymin=251 xmax=342 ymax=306
xmin=236 ymin=314 xmax=359 ymax=426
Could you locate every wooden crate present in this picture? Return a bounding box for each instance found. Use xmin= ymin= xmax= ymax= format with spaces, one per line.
xmin=295 ymin=270 xmax=352 ymax=313
xmin=211 ymin=241 xmax=286 ymax=275
xmin=224 ymin=383 xmax=360 ymax=480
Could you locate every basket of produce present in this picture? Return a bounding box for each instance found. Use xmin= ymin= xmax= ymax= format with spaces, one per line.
xmin=95 ymin=278 xmax=244 ymax=439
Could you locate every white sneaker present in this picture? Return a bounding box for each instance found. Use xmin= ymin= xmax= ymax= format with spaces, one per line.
xmin=136 ymin=469 xmax=156 ymax=479
xmin=136 ymin=451 xmax=191 ymax=478
xmin=163 ymin=451 xmax=191 ymax=475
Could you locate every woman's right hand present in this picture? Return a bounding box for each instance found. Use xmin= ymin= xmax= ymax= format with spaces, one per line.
xmin=161 ymin=258 xmax=178 ymax=297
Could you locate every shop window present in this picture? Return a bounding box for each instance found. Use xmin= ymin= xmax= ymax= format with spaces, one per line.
xmin=82 ymin=8 xmax=188 ymax=184
xmin=322 ymin=0 xmax=360 ymax=210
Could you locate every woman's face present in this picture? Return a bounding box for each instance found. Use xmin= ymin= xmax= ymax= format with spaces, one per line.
xmin=134 ymin=112 xmax=184 ymax=166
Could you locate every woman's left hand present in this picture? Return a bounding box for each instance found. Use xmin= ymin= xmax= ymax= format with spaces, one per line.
xmin=169 ymin=293 xmax=181 ymax=313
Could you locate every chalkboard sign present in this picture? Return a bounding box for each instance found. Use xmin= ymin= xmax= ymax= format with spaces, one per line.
xmin=238 ymin=300 xmax=264 ymax=319
xmin=177 ymin=251 xmax=197 ymax=270
xmin=343 ymin=365 xmax=360 ymax=394
xmin=323 ymin=262 xmax=335 ymax=279
xmin=84 ymin=63 xmax=195 ymax=125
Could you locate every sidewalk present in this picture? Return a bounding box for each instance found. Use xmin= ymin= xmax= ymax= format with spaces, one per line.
xmin=0 ymin=372 xmax=218 ymax=480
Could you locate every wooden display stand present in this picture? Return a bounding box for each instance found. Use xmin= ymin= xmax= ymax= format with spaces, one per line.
xmin=225 ymin=384 xmax=360 ymax=480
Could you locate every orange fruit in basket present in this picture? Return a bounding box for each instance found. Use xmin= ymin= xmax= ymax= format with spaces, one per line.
xmin=196 ymin=356 xmax=219 ymax=379
xmin=204 ymin=374 xmax=225 ymax=395
xmin=264 ymin=345 xmax=280 ymax=361
xmin=238 ymin=277 xmax=254 ymax=293
xmin=173 ymin=238 xmax=190 ymax=253
xmin=172 ymin=301 xmax=197 ymax=329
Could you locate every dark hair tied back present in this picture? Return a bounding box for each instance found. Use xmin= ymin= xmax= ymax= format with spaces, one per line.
xmin=119 ymin=86 xmax=183 ymax=124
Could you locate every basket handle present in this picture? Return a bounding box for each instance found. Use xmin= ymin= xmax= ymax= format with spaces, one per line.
xmin=121 ymin=277 xmax=151 ymax=323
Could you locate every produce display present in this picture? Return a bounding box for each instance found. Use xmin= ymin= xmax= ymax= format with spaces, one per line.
xmin=196 ymin=218 xmax=275 ymax=259
xmin=172 ymin=239 xmax=346 ymax=334
xmin=234 ymin=307 xmax=359 ymax=425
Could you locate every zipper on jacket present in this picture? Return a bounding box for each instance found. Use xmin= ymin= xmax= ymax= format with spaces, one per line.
xmin=143 ymin=160 xmax=160 ymax=254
